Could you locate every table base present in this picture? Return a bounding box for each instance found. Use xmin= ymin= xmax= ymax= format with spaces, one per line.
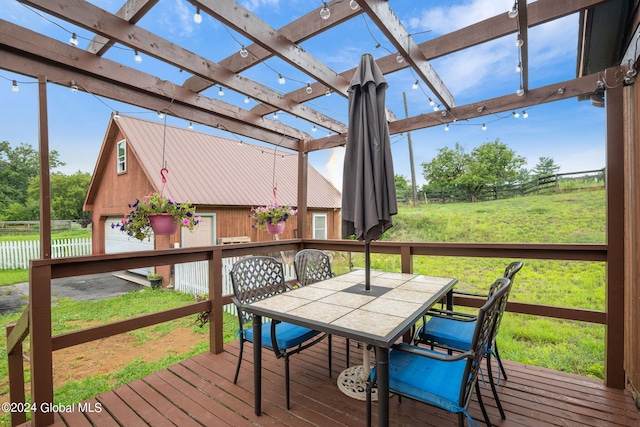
xmin=337 ymin=365 xmax=377 ymax=401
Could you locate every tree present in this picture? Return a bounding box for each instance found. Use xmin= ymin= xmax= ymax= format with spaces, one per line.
xmin=0 ymin=141 xmax=64 ymax=214
xmin=394 ymin=174 xmax=411 ymax=191
xmin=27 ymin=171 xmax=92 ymax=220
xmin=531 ymin=156 xmax=560 ymax=178
xmin=421 ymin=140 xmax=526 ymax=201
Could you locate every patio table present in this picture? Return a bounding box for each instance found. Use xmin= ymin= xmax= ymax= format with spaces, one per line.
xmin=240 ymin=269 xmax=457 ymax=427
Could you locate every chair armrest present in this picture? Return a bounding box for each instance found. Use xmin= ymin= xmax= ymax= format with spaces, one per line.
xmin=231 ymin=296 xmax=241 ymax=307
xmin=392 ymin=343 xmax=473 ymax=362
xmin=426 ymin=307 xmax=477 ymax=322
xmin=452 ymin=290 xmax=488 ymax=298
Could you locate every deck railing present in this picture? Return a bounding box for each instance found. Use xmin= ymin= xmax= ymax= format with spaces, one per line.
xmin=5 ymin=238 xmax=609 ymax=426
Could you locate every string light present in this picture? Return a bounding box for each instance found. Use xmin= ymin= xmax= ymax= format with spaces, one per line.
xmin=70 ymin=80 xmax=78 ymax=92
xmin=188 ymin=122 xmax=193 ymax=130
xmin=240 ymin=46 xmax=248 ymax=58
xmin=134 ymin=50 xmax=142 ymax=63
xmin=273 ymin=111 xmax=278 ymax=119
xmin=516 ymin=86 xmax=525 ymax=96
xmin=396 ymin=53 xmax=404 ymax=63
xmin=193 ymin=8 xmax=202 ymax=24
xmin=278 ymin=74 xmax=286 ymax=85
xmin=508 ymin=1 xmax=518 ymax=18
xmin=433 ymin=104 xmax=440 ymax=112
xmin=429 ymin=98 xmax=435 ymax=106
xmin=522 ymin=111 xmax=528 ymax=118
xmin=113 ymin=111 xmax=120 ymax=120
xmin=516 ymin=62 xmax=522 ymax=73
xmin=244 ymin=96 xmax=250 ymax=104
xmin=306 ymin=84 xmax=313 ymax=94
xmin=325 ymin=88 xmax=331 ymax=96
xmin=157 ymin=111 xmax=165 ymax=120
xmin=218 ymin=86 xmax=224 ymax=96
xmin=444 ymin=124 xmax=449 ymax=131
xmin=412 ymin=80 xmax=419 ymax=90
xmin=69 ymin=32 xmax=78 ymax=46
xmin=320 ymin=2 xmax=330 ymax=20
xmin=516 ymin=37 xmax=524 ymax=48
xmin=350 ymin=0 xmax=359 ymax=10
xmin=312 ymin=125 xmax=317 ymax=132
xmin=11 ymin=80 xmax=19 ymax=93
xmin=482 ymin=123 xmax=487 ymax=131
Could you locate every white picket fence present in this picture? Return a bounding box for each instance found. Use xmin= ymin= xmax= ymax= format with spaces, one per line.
xmin=0 ymin=238 xmax=92 ymax=269
xmin=174 ymin=257 xmax=296 ymax=316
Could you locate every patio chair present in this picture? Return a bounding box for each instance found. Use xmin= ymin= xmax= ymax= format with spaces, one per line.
xmin=414 ymin=261 xmax=523 ymax=419
xmin=230 ymin=256 xmax=330 ymax=409
xmin=366 ymin=278 xmax=511 ymax=427
xmin=294 ymin=249 xmax=349 ymax=368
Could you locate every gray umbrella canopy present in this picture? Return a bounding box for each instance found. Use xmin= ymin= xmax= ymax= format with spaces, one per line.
xmin=342 ymin=53 xmax=397 ymax=243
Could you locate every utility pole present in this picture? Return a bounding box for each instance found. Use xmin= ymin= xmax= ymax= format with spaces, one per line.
xmin=402 ymin=92 xmax=418 ymax=206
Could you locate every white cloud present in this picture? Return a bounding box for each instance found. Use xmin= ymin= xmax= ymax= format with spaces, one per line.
xmin=323 ymin=147 xmax=346 ymax=190
xmin=407 ymin=0 xmax=514 ymax=35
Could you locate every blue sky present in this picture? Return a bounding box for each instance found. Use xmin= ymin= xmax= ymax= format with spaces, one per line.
xmin=0 ymin=0 xmax=606 ymax=190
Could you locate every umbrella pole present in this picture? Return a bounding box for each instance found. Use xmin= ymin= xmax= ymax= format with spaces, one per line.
xmin=365 ymin=240 xmax=371 ymax=291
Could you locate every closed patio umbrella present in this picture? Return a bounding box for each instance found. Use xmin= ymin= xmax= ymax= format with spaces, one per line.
xmin=342 ymin=53 xmax=397 ymax=291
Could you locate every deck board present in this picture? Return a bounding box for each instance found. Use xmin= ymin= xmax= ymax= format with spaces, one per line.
xmin=22 ymin=339 xmax=640 ymax=426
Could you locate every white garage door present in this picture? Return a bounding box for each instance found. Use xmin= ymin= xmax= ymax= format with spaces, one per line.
xmin=105 ymin=216 xmax=154 ymax=276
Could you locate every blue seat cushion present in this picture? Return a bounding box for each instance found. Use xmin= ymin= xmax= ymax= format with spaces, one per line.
xmin=244 ymin=321 xmax=321 ymax=350
xmin=371 ymin=343 xmax=468 ymax=414
xmin=417 ymin=316 xmax=475 ymax=351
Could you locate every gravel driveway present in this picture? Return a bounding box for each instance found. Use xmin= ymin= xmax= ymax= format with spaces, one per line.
xmin=0 ymin=272 xmax=145 ymax=315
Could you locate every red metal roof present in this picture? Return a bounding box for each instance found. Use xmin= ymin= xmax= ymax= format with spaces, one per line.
xmin=114 ymin=115 xmax=341 ymax=209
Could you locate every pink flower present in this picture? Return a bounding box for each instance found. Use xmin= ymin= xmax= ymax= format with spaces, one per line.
xmin=182 ymin=218 xmax=191 ymax=226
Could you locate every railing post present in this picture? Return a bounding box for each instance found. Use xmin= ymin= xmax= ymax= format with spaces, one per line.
xmin=6 ymin=324 xmax=26 ymax=427
xmin=209 ymin=248 xmax=224 ymax=354
xmin=400 ymin=245 xmax=413 ymax=274
xmin=29 ymin=263 xmax=54 ymax=426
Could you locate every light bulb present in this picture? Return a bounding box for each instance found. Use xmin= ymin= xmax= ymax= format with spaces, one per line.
xmin=70 ymin=81 xmax=78 ymax=92
xmin=193 ymin=8 xmax=202 ymax=24
xmin=433 ymin=105 xmax=440 ymax=112
xmin=134 ymin=50 xmax=142 ymax=63
xmin=218 ymin=87 xmax=224 ymax=96
xmin=240 ymin=46 xmax=248 ymax=58
xmin=429 ymin=98 xmax=435 ymax=106
xmin=522 ymin=111 xmax=528 ymax=118
xmin=273 ymin=111 xmax=278 ymax=119
xmin=557 ymin=87 xmax=565 ymax=94
xmin=69 ymin=33 xmax=78 ymax=46
xmin=325 ymin=89 xmax=331 ymax=96
xmin=627 ymin=59 xmax=637 ymax=78
xmin=157 ymin=111 xmax=165 ymax=120
xmin=508 ymin=6 xmax=518 ymax=18
xmin=482 ymin=123 xmax=487 ymax=131
xmin=306 ymin=84 xmax=312 ymax=94
xmin=244 ymin=96 xmax=250 ymax=104
xmin=396 ymin=53 xmax=404 ymax=63
xmin=312 ymin=125 xmax=317 ymax=132
xmin=113 ymin=111 xmax=120 ymax=120
xmin=278 ymin=74 xmax=285 ymax=85
xmin=596 ymin=78 xmax=605 ymax=89
xmin=516 ymin=86 xmax=525 ymax=96
xmin=320 ymin=4 xmax=330 ymax=20
xmin=516 ymin=62 xmax=522 ymax=73
xmin=11 ymin=80 xmax=19 ymax=93
xmin=350 ymin=0 xmax=359 ymax=10
xmin=516 ymin=37 xmax=524 ymax=48
xmin=512 ymin=111 xmax=519 ymax=118
xmin=444 ymin=124 xmax=449 ymax=131
xmin=412 ymin=80 xmax=419 ymax=90
xmin=188 ymin=122 xmax=193 ymax=130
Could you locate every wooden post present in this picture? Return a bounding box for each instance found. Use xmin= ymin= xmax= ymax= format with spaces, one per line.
xmin=37 ymin=75 xmax=51 ymax=260
xmin=6 ymin=324 xmax=26 ymax=426
xmin=210 ymin=248 xmax=224 ymax=354
xmin=29 ymin=264 xmax=54 ymax=426
xmin=297 ymin=141 xmax=308 ymax=239
xmin=605 ymin=67 xmax=626 ymax=389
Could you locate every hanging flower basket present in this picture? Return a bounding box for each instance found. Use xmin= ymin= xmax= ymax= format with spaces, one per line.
xmin=112 ymin=192 xmax=201 ymax=241
xmin=149 ymin=213 xmax=179 ymax=235
xmin=249 ymin=202 xmax=297 ymax=233
xmin=265 ymin=221 xmax=286 ymax=235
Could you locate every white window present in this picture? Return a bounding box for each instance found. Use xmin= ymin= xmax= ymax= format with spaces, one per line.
xmin=117 ymin=140 xmax=127 ymax=173
xmin=312 ymin=213 xmax=327 ymax=239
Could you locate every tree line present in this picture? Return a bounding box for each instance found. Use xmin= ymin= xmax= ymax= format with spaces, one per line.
xmin=0 ymin=142 xmax=91 ymax=222
xmin=395 ymin=139 xmax=569 ymax=202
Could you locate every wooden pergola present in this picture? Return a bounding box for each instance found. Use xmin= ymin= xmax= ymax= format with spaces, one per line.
xmin=2 ymin=1 xmax=640 ymax=425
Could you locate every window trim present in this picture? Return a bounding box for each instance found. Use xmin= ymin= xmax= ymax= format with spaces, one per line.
xmin=312 ymin=212 xmax=328 ymax=239
xmin=117 ymin=139 xmax=127 ymax=174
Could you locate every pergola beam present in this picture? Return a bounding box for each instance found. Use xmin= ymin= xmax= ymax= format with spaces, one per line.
xmin=86 ymin=0 xmax=159 ymax=56
xmin=307 ymin=73 xmax=602 ymax=151
xmin=353 ymin=0 xmax=455 ymax=109
xmin=20 ymin=0 xmax=347 ymax=134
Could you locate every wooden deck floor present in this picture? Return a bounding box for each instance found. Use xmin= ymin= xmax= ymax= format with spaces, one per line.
xmin=27 ymin=338 xmax=640 ymax=426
